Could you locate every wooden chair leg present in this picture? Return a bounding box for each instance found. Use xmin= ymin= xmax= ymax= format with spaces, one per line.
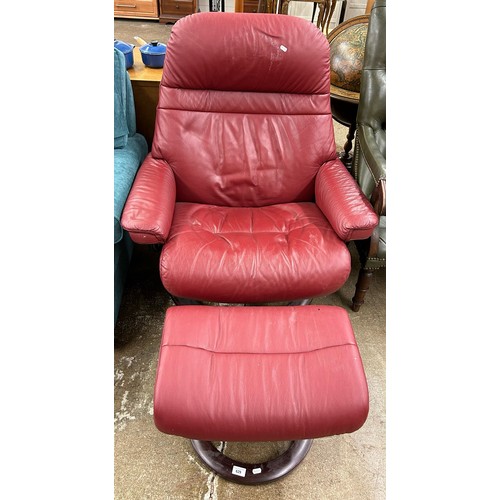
xmin=351 ymin=266 xmax=373 ymax=312
xmin=339 ymin=122 xmax=356 ymax=170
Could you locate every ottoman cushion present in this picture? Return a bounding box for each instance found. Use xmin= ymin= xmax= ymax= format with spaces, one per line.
xmin=154 ymin=305 xmax=369 ymax=442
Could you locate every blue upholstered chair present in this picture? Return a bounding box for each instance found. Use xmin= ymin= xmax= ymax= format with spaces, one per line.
xmin=114 ymin=48 xmax=148 ymax=325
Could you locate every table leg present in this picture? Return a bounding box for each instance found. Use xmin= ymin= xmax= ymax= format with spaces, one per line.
xmin=316 ymin=2 xmax=325 ymax=29
xmin=339 ymin=122 xmax=356 ymax=169
xmin=339 ymin=0 xmax=347 ymax=23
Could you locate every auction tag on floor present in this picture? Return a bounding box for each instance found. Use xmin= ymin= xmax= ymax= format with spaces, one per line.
xmin=232 ymin=465 xmax=246 ymax=477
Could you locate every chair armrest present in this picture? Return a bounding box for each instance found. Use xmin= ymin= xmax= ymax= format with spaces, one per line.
xmin=315 ymin=158 xmax=379 ymax=241
xmin=356 ymin=124 xmax=386 ymax=184
xmin=354 ymin=124 xmax=386 ymax=217
xmin=365 ymin=178 xmax=386 ymax=258
xmin=114 ymin=134 xmax=148 ymax=244
xmin=121 ymin=153 xmax=176 ymax=244
xmin=371 ymin=177 xmax=386 ymax=217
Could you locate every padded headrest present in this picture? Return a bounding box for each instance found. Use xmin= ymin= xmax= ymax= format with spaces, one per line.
xmin=162 ymin=12 xmax=330 ymax=95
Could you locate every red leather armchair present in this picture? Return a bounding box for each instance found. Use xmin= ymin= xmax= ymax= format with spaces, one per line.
xmin=121 ymin=12 xmax=378 ymax=305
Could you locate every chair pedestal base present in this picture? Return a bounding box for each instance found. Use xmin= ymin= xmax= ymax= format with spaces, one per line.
xmin=191 ymin=439 xmax=313 ymax=485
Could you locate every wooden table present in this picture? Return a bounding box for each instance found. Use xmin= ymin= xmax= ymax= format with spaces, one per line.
xmin=127 ymin=47 xmax=163 ymax=150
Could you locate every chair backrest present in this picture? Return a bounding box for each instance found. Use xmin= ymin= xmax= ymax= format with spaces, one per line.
xmin=151 ymin=12 xmax=337 ymax=207
xmin=355 ymin=0 xmax=386 ymax=197
xmin=357 ymin=0 xmax=385 ymax=142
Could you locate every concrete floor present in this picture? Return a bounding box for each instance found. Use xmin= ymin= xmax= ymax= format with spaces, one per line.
xmin=114 ymin=17 xmax=386 ymax=500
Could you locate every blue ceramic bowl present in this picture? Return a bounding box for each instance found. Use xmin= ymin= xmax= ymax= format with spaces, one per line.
xmin=139 ymin=40 xmax=167 ymax=68
xmin=114 ymin=39 xmax=135 ymax=69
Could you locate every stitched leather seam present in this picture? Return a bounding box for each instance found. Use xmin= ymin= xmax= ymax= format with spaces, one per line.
xmin=160 ymin=343 xmax=357 ymax=354
xmin=203 ymin=227 xmax=334 ymax=235
xmin=128 ymin=230 xmax=164 ymax=243
xmin=156 ymin=107 xmax=332 ymax=116
xmin=160 ymin=84 xmax=330 ymax=97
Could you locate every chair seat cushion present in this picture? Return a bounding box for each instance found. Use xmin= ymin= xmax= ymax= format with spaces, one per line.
xmin=160 ymin=202 xmax=351 ymax=303
xmin=154 ymin=305 xmax=369 ymax=441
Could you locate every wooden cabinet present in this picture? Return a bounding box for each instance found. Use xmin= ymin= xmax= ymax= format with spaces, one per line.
xmin=159 ymin=0 xmax=197 ymax=23
xmin=241 ymin=0 xmax=275 ymax=12
xmin=114 ymin=0 xmax=159 ymax=19
xmin=243 ymin=0 xmax=259 ymax=13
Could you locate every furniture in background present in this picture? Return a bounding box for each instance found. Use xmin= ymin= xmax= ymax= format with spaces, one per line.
xmin=159 ymin=0 xmax=197 ymax=23
xmin=351 ymin=0 xmax=386 ymax=311
xmin=365 ymin=0 xmax=375 ymax=12
xmin=114 ymin=0 xmax=159 ymax=19
xmin=236 ymin=0 xmax=277 ymax=12
xmin=126 ymin=47 xmax=163 ymax=150
xmin=327 ymin=14 xmax=369 ymax=169
xmin=281 ymin=0 xmax=327 ymax=30
xmin=279 ymin=0 xmax=348 ymax=35
xmin=320 ymin=0 xmax=346 ymax=36
xmin=209 ymin=0 xmax=225 ymax=10
xmin=243 ymin=0 xmax=261 ymax=12
xmin=114 ymin=0 xmax=197 ymax=21
xmin=310 ymin=0 xmax=347 ymax=36
xmin=114 ymin=48 xmax=148 ymax=325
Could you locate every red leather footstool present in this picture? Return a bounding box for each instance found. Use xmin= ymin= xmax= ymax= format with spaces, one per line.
xmin=154 ymin=305 xmax=369 ymax=484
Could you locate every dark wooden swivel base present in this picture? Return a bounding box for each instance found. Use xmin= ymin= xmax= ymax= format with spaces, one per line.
xmin=191 ymin=439 xmax=313 ymax=485
xmin=171 ymin=296 xmax=313 ymax=307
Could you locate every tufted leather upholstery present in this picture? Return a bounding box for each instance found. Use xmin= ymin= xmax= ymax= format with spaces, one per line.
xmin=354 ymin=0 xmax=386 ymax=200
xmin=351 ymin=0 xmax=386 ymax=311
xmin=121 ymin=12 xmax=378 ymax=303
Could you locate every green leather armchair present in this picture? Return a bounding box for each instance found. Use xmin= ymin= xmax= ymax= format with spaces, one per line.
xmin=351 ymin=0 xmax=386 ymax=311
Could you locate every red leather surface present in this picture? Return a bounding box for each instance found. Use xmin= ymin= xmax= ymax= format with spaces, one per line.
xmin=151 ymin=12 xmax=337 ymax=206
xmin=120 ymin=12 xmax=378 ymax=303
xmin=154 ymin=305 xmax=369 ymax=441
xmin=161 ymin=13 xmax=330 ymax=94
xmin=121 ymin=154 xmax=176 ymax=244
xmin=160 ymin=202 xmax=351 ymax=302
xmin=315 ymin=159 xmax=379 ymax=241
xmin=153 ymin=101 xmax=335 ymax=206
